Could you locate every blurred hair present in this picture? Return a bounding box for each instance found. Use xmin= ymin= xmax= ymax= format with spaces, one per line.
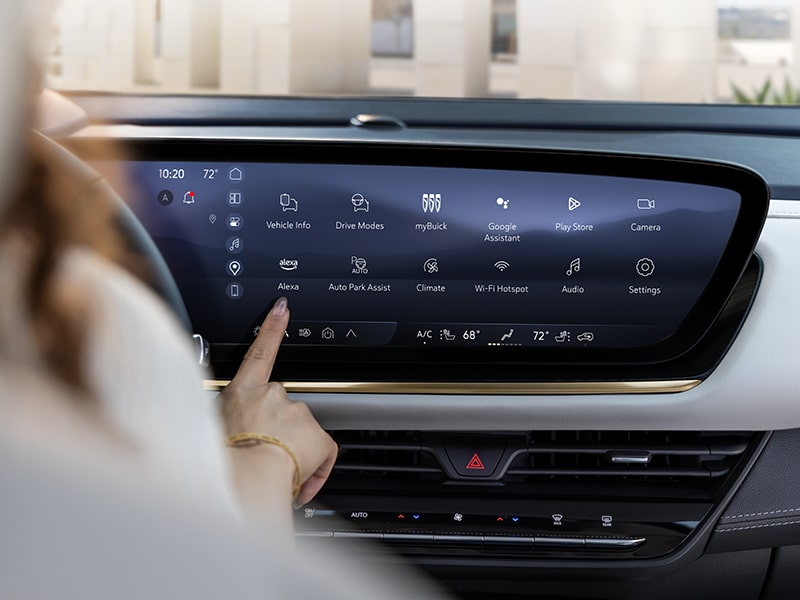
xmin=0 ymin=133 xmax=122 ymax=397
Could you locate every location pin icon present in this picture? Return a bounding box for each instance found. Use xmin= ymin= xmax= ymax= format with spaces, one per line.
xmin=209 ymin=214 xmax=217 ymax=223
xmin=228 ymin=260 xmax=241 ymax=277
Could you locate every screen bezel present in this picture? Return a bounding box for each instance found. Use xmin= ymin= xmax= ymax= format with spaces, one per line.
xmin=74 ymin=139 xmax=770 ymax=378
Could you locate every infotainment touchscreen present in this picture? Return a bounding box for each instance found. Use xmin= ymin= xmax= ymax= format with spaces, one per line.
xmin=94 ymin=143 xmax=768 ymax=374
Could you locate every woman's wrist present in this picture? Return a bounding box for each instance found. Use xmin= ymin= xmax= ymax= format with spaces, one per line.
xmin=226 ymin=432 xmax=301 ymax=500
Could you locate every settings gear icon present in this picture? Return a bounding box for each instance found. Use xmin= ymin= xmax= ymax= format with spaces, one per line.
xmin=635 ymin=257 xmax=655 ymax=277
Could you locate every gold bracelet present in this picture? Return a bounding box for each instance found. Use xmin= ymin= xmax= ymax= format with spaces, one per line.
xmin=226 ymin=433 xmax=301 ymax=501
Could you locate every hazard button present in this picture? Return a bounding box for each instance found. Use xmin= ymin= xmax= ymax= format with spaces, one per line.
xmin=443 ymin=437 xmax=507 ymax=478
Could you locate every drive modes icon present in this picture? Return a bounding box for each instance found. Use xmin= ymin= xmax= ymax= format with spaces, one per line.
xmin=351 ymin=193 xmax=370 ymax=212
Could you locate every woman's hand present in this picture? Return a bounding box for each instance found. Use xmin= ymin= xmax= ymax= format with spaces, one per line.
xmin=219 ymin=297 xmax=338 ymax=516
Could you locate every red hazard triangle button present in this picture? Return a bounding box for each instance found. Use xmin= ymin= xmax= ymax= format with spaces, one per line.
xmin=443 ymin=437 xmax=507 ymax=478
xmin=466 ymin=453 xmax=485 ymax=470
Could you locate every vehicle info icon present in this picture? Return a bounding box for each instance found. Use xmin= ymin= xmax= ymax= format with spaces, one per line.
xmin=280 ymin=193 xmax=298 ymax=212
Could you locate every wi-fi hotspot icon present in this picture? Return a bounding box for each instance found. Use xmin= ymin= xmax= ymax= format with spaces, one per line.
xmin=494 ymin=260 xmax=510 ymax=271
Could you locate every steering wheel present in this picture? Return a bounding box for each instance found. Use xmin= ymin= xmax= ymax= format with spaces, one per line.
xmin=34 ymin=132 xmax=193 ymax=333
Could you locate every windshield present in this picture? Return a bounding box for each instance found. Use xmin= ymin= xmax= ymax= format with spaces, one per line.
xmin=46 ymin=0 xmax=794 ymax=104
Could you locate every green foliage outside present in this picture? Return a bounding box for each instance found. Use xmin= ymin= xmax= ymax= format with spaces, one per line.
xmin=732 ymin=78 xmax=800 ymax=105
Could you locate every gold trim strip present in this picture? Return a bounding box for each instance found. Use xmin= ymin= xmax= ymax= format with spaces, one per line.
xmin=203 ymin=379 xmax=701 ymax=395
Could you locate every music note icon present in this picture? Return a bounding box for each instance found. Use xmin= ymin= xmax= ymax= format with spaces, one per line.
xmin=226 ymin=236 xmax=243 ymax=255
xmin=566 ymin=257 xmax=581 ymax=276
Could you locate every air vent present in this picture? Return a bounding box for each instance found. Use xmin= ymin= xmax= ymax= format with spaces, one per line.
xmin=327 ymin=431 xmax=756 ymax=498
xmin=333 ymin=431 xmax=445 ymax=479
xmin=504 ymin=431 xmax=750 ymax=480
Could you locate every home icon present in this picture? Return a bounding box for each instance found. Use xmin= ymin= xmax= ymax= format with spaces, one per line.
xmin=321 ymin=327 xmax=335 ymax=340
xmin=228 ymin=167 xmax=243 ymax=181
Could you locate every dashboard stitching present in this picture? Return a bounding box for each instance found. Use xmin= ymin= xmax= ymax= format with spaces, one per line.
xmin=714 ymin=519 xmax=800 ymax=533
xmin=720 ymin=508 xmax=800 ymax=520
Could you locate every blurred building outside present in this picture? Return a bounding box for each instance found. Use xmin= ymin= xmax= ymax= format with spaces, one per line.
xmin=46 ymin=0 xmax=800 ymax=103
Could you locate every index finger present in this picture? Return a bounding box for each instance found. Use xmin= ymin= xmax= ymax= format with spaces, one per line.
xmin=233 ymin=297 xmax=290 ymax=387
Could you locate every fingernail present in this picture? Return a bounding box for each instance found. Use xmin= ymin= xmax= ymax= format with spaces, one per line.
xmin=272 ymin=297 xmax=288 ymax=317
xmin=292 ymin=502 xmax=303 ymax=511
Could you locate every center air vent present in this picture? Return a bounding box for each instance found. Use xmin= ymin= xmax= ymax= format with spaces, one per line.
xmin=326 ymin=430 xmax=755 ymax=501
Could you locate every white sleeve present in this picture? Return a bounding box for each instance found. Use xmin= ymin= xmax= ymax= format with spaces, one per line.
xmin=61 ymin=248 xmax=239 ymax=518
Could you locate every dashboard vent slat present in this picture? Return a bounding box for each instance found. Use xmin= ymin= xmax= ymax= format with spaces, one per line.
xmin=330 ymin=431 xmax=751 ymax=486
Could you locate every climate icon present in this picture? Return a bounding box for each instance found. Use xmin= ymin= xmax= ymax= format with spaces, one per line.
xmin=423 ymin=258 xmax=439 ymax=274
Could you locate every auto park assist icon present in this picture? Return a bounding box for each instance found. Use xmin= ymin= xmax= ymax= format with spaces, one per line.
xmin=351 ymin=256 xmax=368 ymax=274
xmin=351 ymin=193 xmax=370 ymax=212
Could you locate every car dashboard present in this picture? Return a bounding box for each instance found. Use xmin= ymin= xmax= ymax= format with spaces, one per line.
xmin=61 ymin=95 xmax=800 ymax=599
